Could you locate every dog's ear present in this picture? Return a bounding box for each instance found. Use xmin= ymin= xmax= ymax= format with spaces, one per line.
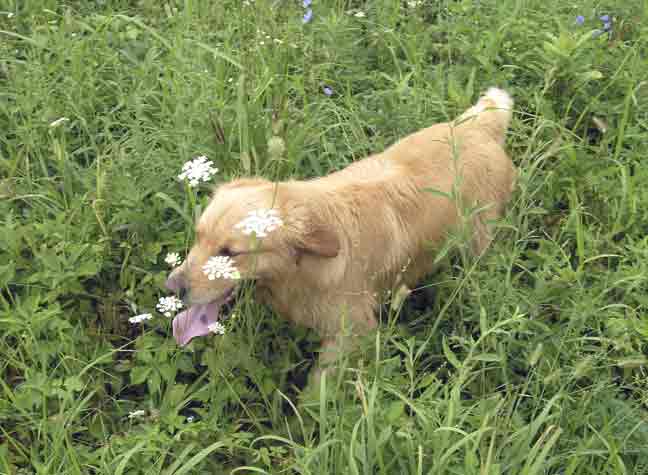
xmin=295 ymin=226 xmax=340 ymax=258
xmin=286 ymin=203 xmax=341 ymax=258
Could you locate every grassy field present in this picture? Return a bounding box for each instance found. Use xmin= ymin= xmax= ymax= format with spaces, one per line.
xmin=1 ymin=0 xmax=648 ymax=473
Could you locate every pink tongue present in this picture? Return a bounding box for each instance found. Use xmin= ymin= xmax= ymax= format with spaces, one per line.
xmin=172 ymin=301 xmax=222 ymax=346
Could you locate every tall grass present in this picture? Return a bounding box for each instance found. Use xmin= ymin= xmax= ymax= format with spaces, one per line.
xmin=1 ymin=0 xmax=647 ymax=473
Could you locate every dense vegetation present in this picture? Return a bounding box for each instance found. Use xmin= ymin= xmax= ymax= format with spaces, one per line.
xmin=1 ymin=1 xmax=647 ymax=473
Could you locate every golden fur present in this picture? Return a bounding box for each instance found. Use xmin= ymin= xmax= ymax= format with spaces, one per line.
xmin=167 ymin=88 xmax=516 ymax=377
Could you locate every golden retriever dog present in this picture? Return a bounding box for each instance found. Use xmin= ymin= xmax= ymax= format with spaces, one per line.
xmin=166 ymin=87 xmax=516 ymax=381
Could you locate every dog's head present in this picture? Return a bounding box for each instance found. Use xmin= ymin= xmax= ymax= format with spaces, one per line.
xmin=166 ymin=178 xmax=340 ymax=345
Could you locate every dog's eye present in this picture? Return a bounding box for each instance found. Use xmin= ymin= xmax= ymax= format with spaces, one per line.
xmin=220 ymin=247 xmax=235 ymax=257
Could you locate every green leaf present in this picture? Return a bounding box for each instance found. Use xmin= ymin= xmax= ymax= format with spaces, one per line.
xmin=473 ymin=353 xmax=501 ymax=363
xmin=114 ymin=441 xmax=147 ymax=475
xmin=148 ymin=370 xmax=161 ymax=395
xmin=0 ymin=262 xmax=15 ymax=287
xmin=442 ymin=337 xmax=461 ymax=369
xmin=130 ymin=366 xmax=151 ymax=385
xmin=173 ymin=441 xmax=227 ymax=475
xmin=155 ymin=192 xmax=193 ymax=226
xmin=77 ymin=259 xmax=100 ymax=277
xmin=64 ymin=376 xmax=84 ymax=393
xmin=386 ymin=400 xmax=405 ymax=424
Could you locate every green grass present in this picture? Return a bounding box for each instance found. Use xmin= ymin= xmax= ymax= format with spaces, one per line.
xmin=1 ymin=0 xmax=647 ymax=473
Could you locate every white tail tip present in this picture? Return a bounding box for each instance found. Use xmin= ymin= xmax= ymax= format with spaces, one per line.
xmin=483 ymin=87 xmax=513 ymax=111
xmin=457 ymin=87 xmax=514 ymax=142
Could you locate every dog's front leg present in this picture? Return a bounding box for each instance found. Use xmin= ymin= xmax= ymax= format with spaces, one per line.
xmin=308 ymin=336 xmax=348 ymax=390
xmin=310 ymin=312 xmax=378 ymax=387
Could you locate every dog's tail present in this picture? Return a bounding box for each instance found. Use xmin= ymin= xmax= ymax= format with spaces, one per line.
xmin=457 ymin=87 xmax=513 ymax=144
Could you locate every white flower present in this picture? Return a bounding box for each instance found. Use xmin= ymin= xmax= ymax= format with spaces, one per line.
xmin=187 ymin=416 xmax=195 ymax=423
xmin=165 ymin=252 xmax=182 ymax=267
xmin=49 ymin=117 xmax=69 ymax=128
xmin=406 ymin=0 xmax=422 ymax=7
xmin=178 ymin=155 xmax=218 ymax=187
xmin=354 ymin=11 xmax=366 ymax=18
xmin=129 ymin=313 xmax=153 ymax=324
xmin=156 ymin=296 xmax=184 ymax=317
xmin=7 ymin=12 xmax=14 ymax=18
xmin=208 ymin=321 xmax=226 ymax=335
xmin=234 ymin=209 xmax=283 ymax=238
xmin=128 ymin=410 xmax=146 ymax=419
xmin=202 ymin=256 xmax=240 ymax=280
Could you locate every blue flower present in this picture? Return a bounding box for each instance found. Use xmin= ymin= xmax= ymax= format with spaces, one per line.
xmin=303 ymin=0 xmax=312 ymax=7
xmin=575 ymin=15 xmax=585 ymax=25
xmin=303 ymin=8 xmax=313 ymax=23
xmin=594 ymin=14 xmax=612 ymax=35
xmin=323 ymin=86 xmax=333 ymax=96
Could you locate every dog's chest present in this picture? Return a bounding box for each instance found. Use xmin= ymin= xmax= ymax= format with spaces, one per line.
xmin=256 ymin=268 xmax=381 ymax=337
xmin=257 ymin=283 xmax=318 ymax=329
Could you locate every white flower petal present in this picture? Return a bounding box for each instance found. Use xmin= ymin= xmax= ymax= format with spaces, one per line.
xmin=156 ymin=296 xmax=183 ymax=317
xmin=129 ymin=313 xmax=153 ymax=324
xmin=165 ymin=252 xmax=182 ymax=267
xmin=235 ymin=209 xmax=283 ymax=237
xmin=208 ymin=321 xmax=226 ymax=335
xmin=178 ymin=155 xmax=218 ymax=187
xmin=128 ymin=410 xmax=146 ymax=419
xmin=202 ymin=256 xmax=240 ymax=280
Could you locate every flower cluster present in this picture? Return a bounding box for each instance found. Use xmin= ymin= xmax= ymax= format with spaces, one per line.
xmin=208 ymin=321 xmax=226 ymax=335
xmin=165 ymin=252 xmax=182 ymax=267
xmin=156 ymin=296 xmax=184 ymax=317
xmin=235 ymin=209 xmax=283 ymax=237
xmin=594 ymin=14 xmax=612 ymax=38
xmin=178 ymin=155 xmax=218 ymax=187
xmin=202 ymin=256 xmax=241 ymax=280
xmin=129 ymin=313 xmax=153 ymax=324
xmin=256 ymin=28 xmax=285 ymax=47
xmin=576 ymin=13 xmax=613 ymax=38
xmin=302 ymin=0 xmax=312 ymax=23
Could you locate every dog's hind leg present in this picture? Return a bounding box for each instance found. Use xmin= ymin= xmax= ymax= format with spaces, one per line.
xmin=471 ymin=209 xmax=496 ymax=256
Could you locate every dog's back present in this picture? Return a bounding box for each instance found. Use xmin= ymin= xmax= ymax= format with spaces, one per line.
xmin=307 ymin=88 xmax=515 ymax=283
xmin=264 ymin=89 xmax=516 ymax=337
xmin=385 ymin=87 xmax=516 ymax=258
